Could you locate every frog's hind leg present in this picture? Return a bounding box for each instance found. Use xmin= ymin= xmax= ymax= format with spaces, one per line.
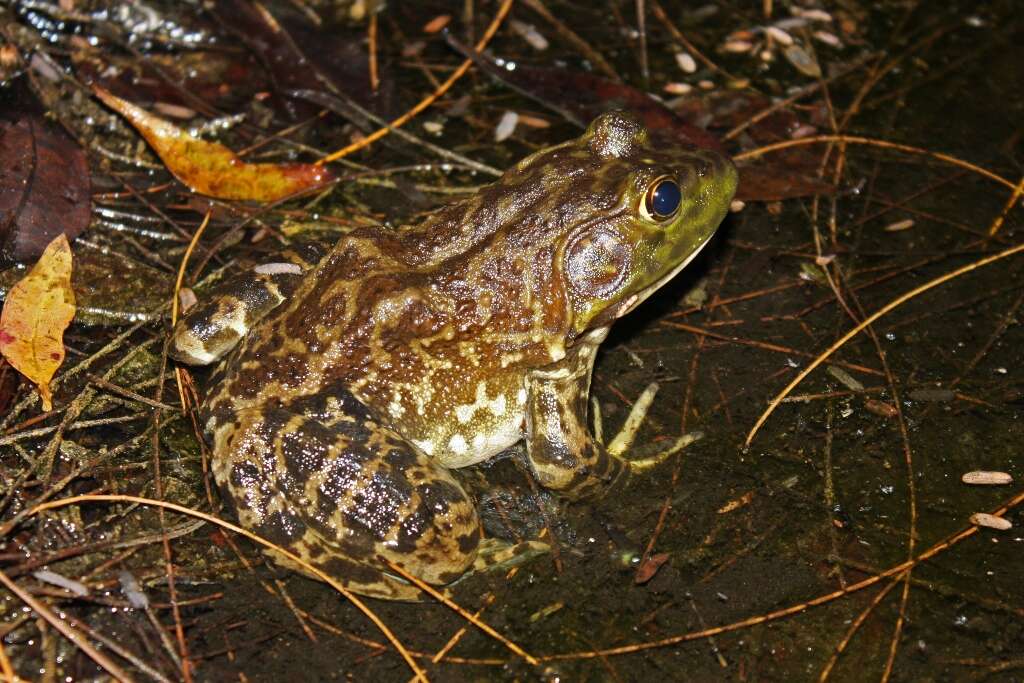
xmin=211 ymin=405 xmax=485 ymax=600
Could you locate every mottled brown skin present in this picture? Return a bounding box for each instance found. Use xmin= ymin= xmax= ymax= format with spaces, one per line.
xmin=172 ymin=111 xmax=738 ymax=599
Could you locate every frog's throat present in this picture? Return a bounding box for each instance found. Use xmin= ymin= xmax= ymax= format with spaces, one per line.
xmin=615 ymin=232 xmax=714 ymax=319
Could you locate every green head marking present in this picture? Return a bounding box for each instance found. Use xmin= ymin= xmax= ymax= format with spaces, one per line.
xmin=561 ymin=111 xmax=738 ymax=333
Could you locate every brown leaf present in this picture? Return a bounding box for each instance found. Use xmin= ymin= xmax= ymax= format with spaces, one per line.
xmin=0 ymin=101 xmax=91 ymax=263
xmin=735 ymin=165 xmax=835 ymax=201
xmin=208 ymin=0 xmax=397 ymax=123
xmin=0 ymin=233 xmax=76 ymax=411
xmin=634 ymin=552 xmax=670 ymax=585
xmin=93 ymin=86 xmax=334 ymax=202
xmin=445 ymin=36 xmax=724 ymax=151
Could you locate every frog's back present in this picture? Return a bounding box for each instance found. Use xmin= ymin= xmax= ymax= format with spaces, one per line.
xmin=203 ymin=138 xmax=604 ymax=425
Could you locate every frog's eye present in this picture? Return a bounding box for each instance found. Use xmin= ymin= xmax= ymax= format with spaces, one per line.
xmin=640 ymin=176 xmax=682 ymax=221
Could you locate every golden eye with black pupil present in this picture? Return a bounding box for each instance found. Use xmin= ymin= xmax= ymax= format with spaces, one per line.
xmin=640 ymin=176 xmax=682 ymax=221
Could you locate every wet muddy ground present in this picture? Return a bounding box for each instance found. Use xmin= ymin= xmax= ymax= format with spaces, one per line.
xmin=0 ymin=1 xmax=1022 ymax=681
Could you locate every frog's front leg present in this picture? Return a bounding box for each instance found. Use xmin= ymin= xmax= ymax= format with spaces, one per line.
xmin=524 ymin=338 xmax=699 ymax=498
xmin=170 ymin=241 xmax=324 ymax=365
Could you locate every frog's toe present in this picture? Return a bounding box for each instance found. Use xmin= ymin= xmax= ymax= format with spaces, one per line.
xmin=625 ymin=431 xmax=702 ymax=473
xmin=470 ymin=537 xmax=549 ymax=574
xmin=606 ymin=382 xmax=661 ymax=456
xmin=603 ymin=382 xmax=701 ymax=472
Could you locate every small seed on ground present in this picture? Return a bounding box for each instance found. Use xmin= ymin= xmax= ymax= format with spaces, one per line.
xmin=962 ymin=471 xmax=1013 ymax=485
xmin=970 ymin=513 xmax=1012 ymax=530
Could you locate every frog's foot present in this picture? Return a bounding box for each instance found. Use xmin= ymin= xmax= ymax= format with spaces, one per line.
xmin=170 ymin=241 xmax=325 ymax=365
xmin=598 ymin=382 xmax=702 ymax=472
xmin=263 ymin=537 xmax=427 ymax=601
xmin=471 ymin=538 xmax=549 ymax=574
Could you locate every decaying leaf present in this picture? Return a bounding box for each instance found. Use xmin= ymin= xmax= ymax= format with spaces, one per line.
xmin=0 ymin=102 xmax=91 ymax=263
xmin=93 ymin=86 xmax=334 ymax=202
xmin=634 ymin=552 xmax=670 ymax=584
xmin=0 ymin=233 xmax=76 ymax=410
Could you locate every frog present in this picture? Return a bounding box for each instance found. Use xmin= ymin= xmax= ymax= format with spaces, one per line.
xmin=171 ymin=111 xmax=738 ymax=600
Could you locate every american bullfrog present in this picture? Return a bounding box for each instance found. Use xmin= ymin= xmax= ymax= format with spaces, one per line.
xmin=171 ymin=111 xmax=737 ymax=599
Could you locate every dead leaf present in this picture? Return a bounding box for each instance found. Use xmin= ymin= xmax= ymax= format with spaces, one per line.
xmin=634 ymin=552 xmax=670 ymax=585
xmin=0 ymin=91 xmax=91 ymax=262
xmin=0 ymin=243 xmax=173 ymax=326
xmin=717 ymin=490 xmax=755 ymax=514
xmin=865 ymin=398 xmax=898 ymax=418
xmin=93 ymin=86 xmax=334 ymax=202
xmin=735 ymin=165 xmax=834 ymax=201
xmin=0 ymin=233 xmax=76 ymax=410
xmin=423 ymin=14 xmax=452 ymax=34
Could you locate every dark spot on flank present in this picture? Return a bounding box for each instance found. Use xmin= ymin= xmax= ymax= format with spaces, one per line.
xmin=393 ymin=520 xmax=424 ymax=554
xmin=436 ymin=570 xmax=463 ymax=585
xmin=322 ymin=556 xmax=378 ymax=584
xmin=279 ymin=418 xmax=330 ymax=482
xmin=418 ymin=481 xmax=465 ymax=511
xmin=318 ymin=292 xmax=349 ymax=323
xmin=277 ymin=352 xmax=311 ymax=386
xmin=394 ymin=481 xmax=468 ymax=553
xmin=333 ymin=416 xmax=375 ymax=444
xmin=265 ymin=329 xmax=285 ymax=352
xmin=229 ymin=462 xmax=262 ymax=491
xmin=345 ymin=469 xmax=410 ymax=538
xmin=338 ymin=532 xmax=374 ymax=557
xmin=255 ymin=509 xmax=306 ymax=547
xmin=384 ymin=447 xmax=418 ymax=471
xmin=314 ymin=446 xmax=376 ymax=524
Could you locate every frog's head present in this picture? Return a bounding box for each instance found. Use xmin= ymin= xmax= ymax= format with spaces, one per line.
xmin=545 ymin=111 xmax=737 ymax=336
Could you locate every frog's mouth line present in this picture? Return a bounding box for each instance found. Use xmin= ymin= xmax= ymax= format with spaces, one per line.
xmin=614 ymin=233 xmax=714 ymax=319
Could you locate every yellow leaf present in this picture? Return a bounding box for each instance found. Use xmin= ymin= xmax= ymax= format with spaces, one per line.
xmin=0 ymin=234 xmax=76 ymax=411
xmin=93 ymin=86 xmax=335 ymax=202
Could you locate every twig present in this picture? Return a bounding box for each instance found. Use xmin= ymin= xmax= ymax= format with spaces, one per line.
xmin=735 ymin=135 xmax=1016 ymax=192
xmin=382 ymin=559 xmax=539 ymax=667
xmin=318 ymin=0 xmax=515 ymax=164
xmin=25 ymin=494 xmax=428 ymax=681
xmin=0 ymin=569 xmax=132 ymax=681
xmin=745 ymin=241 xmax=1024 ymax=448
xmin=87 ymin=375 xmax=177 ymax=412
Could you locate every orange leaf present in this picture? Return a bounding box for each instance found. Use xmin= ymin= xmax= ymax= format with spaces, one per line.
xmin=0 ymin=233 xmax=76 ymax=411
xmin=93 ymin=86 xmax=334 ymax=202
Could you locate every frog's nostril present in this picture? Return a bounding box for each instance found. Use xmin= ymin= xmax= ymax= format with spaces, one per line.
xmin=691 ymin=157 xmax=713 ymax=179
